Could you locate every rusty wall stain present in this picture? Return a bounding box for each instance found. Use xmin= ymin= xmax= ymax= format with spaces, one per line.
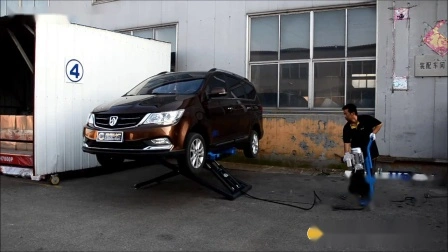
xmin=260 ymin=116 xmax=345 ymax=161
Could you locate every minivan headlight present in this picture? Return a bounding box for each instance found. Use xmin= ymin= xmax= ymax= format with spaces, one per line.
xmin=143 ymin=109 xmax=185 ymax=126
xmin=86 ymin=113 xmax=95 ymax=127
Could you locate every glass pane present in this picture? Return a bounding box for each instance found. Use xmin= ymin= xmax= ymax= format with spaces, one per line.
xmin=280 ymin=63 xmax=309 ymax=107
xmin=35 ymin=0 xmax=48 ymax=10
xmin=314 ymin=62 xmax=345 ymax=108
xmin=348 ymin=7 xmax=376 ymax=57
xmin=251 ymin=64 xmax=278 ymax=107
xmin=155 ymin=27 xmax=176 ymax=52
xmin=346 ymin=61 xmax=376 ymax=108
xmin=280 ymin=13 xmax=310 ymax=60
xmin=155 ymin=26 xmax=177 ymax=72
xmin=207 ymin=73 xmax=226 ymax=91
xmin=250 ymin=16 xmax=279 ymax=62
xmin=314 ymin=10 xmax=345 ymax=58
xmin=133 ymin=29 xmax=153 ymax=39
xmin=225 ymin=75 xmax=240 ymax=89
xmin=243 ymin=83 xmax=257 ymax=100
xmin=231 ymin=84 xmax=246 ymax=99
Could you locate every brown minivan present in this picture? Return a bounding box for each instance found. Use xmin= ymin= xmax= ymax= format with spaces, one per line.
xmin=82 ymin=68 xmax=263 ymax=173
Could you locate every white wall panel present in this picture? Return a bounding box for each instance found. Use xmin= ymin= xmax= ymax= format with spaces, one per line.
xmin=161 ymin=1 xmax=188 ymax=70
xmin=185 ymin=1 xmax=215 ymax=71
xmin=3 ymin=0 xmax=374 ymax=76
xmin=33 ymin=15 xmax=171 ymax=175
xmin=213 ymin=1 xmax=246 ymax=75
xmin=274 ymin=1 xmax=314 ymax=12
xmin=160 ymin=1 xmax=187 ymax=24
xmin=244 ymin=1 xmax=275 ymax=14
xmin=376 ymin=0 xmax=448 ymax=160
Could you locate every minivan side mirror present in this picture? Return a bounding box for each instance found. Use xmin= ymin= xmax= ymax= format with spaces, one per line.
xmin=209 ymin=87 xmax=227 ymax=97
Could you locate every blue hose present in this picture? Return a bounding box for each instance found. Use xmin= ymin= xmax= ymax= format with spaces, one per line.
xmin=361 ymin=138 xmax=375 ymax=206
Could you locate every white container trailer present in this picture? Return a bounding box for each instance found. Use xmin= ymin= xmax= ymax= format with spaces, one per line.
xmin=0 ymin=14 xmax=171 ymax=183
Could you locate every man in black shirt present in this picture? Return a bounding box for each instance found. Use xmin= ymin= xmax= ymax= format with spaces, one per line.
xmin=342 ymin=103 xmax=383 ymax=201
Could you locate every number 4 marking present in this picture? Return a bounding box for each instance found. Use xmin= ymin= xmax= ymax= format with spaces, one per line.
xmin=70 ymin=64 xmax=80 ymax=79
xmin=66 ymin=59 xmax=83 ymax=82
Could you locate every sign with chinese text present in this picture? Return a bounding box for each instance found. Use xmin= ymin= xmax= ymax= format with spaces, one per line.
xmin=414 ymin=55 xmax=448 ymax=77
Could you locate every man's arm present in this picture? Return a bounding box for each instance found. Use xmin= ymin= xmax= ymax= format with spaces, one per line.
xmin=342 ymin=124 xmax=351 ymax=154
xmin=372 ymin=123 xmax=382 ymax=134
xmin=366 ymin=115 xmax=382 ymax=134
xmin=344 ymin=143 xmax=351 ymax=153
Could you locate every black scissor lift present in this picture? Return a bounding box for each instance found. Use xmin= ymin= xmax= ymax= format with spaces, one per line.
xmin=134 ymin=148 xmax=252 ymax=200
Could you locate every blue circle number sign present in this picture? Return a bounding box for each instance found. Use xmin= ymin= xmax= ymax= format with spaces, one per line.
xmin=66 ymin=59 xmax=84 ymax=82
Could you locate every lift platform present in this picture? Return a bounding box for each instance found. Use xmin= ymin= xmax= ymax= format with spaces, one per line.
xmin=134 ymin=148 xmax=252 ymax=200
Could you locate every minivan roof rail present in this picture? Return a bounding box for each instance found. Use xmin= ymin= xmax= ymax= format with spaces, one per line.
xmin=210 ymin=68 xmax=248 ymax=81
xmin=156 ymin=71 xmax=168 ymax=75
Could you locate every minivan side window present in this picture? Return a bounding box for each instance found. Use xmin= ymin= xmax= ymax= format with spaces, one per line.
xmin=207 ymin=73 xmax=229 ymax=96
xmin=231 ymin=84 xmax=246 ymax=99
xmin=226 ymin=75 xmax=246 ymax=99
xmin=243 ymin=82 xmax=256 ymax=100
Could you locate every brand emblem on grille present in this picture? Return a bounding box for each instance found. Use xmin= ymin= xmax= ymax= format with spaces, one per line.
xmin=109 ymin=116 xmax=118 ymax=126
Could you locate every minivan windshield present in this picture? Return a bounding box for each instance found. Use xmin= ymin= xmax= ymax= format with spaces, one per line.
xmin=125 ymin=73 xmax=206 ymax=96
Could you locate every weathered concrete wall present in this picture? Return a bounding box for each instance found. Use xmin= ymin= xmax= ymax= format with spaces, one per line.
xmin=377 ymin=0 xmax=448 ymax=161
xmin=258 ymin=114 xmax=349 ymax=164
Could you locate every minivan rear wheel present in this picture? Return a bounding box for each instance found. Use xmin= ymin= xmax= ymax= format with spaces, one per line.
xmin=243 ymin=130 xmax=259 ymax=158
xmin=96 ymin=154 xmax=124 ymax=168
xmin=178 ymin=133 xmax=206 ymax=174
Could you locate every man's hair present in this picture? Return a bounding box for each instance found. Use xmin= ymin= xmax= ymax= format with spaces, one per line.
xmin=342 ymin=103 xmax=358 ymax=115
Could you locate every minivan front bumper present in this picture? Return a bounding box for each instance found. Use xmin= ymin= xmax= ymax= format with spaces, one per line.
xmin=82 ymin=144 xmax=184 ymax=158
xmin=82 ymin=121 xmax=189 ymax=158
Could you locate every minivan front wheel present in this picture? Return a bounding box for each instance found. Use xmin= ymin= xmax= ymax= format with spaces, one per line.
xmin=179 ymin=133 xmax=206 ymax=174
xmin=244 ymin=130 xmax=259 ymax=158
xmin=96 ymin=154 xmax=124 ymax=168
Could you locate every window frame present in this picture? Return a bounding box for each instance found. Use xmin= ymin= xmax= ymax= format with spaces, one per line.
xmin=92 ymin=0 xmax=119 ymax=5
xmin=279 ymin=62 xmax=310 ymax=108
xmin=116 ymin=23 xmax=179 ymax=72
xmin=247 ymin=3 xmax=376 ymax=113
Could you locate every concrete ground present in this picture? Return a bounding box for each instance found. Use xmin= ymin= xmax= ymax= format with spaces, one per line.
xmin=1 ymin=161 xmax=447 ymax=251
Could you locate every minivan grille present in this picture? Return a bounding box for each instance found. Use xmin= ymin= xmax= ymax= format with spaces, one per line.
xmin=95 ymin=114 xmax=146 ymax=129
